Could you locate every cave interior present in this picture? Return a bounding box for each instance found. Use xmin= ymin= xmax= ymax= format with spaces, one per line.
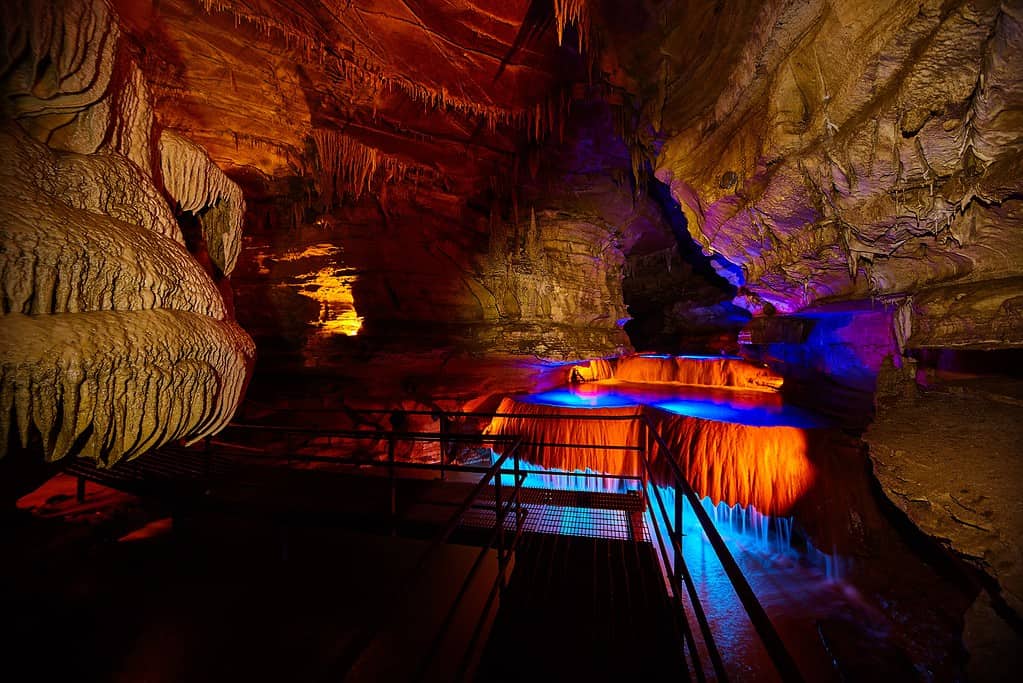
xmin=2 ymin=0 xmax=1022 ymax=681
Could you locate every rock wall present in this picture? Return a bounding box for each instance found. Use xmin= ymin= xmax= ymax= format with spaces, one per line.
xmin=1 ymin=0 xmax=254 ymax=467
xmin=234 ymin=183 xmax=638 ymax=365
xmin=232 ymin=101 xmax=722 ymax=367
xmin=865 ymin=367 xmax=1023 ymax=675
xmin=642 ymin=0 xmax=1023 ymax=343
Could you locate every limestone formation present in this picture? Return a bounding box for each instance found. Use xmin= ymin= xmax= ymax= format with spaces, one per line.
xmin=1 ymin=0 xmax=254 ymax=466
xmin=0 ymin=310 xmax=253 ymax=465
xmin=1 ymin=0 xmax=1021 ymax=674
xmin=1 ymin=0 xmax=119 ymax=144
xmin=159 ymin=130 xmax=246 ymax=276
xmin=645 ymin=0 xmax=1023 ymax=325
xmin=865 ymin=382 xmax=1023 ymax=623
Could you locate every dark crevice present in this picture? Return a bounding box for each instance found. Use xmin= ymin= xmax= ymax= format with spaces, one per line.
xmin=620 ymin=177 xmax=748 ymax=352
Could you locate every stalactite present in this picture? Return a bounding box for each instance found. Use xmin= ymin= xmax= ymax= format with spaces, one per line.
xmin=312 ymin=129 xmax=432 ymax=206
xmin=0 ymin=310 xmax=254 ymax=465
xmin=159 ymin=130 xmax=246 ymax=276
xmin=195 ymin=0 xmax=533 ymax=135
xmin=552 ymin=0 xmax=590 ymax=51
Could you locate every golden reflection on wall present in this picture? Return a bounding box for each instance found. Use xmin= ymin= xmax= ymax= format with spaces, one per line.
xmin=285 ymin=243 xmax=363 ymax=336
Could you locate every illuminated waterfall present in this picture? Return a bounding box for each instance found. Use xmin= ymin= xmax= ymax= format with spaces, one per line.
xmin=485 ymin=397 xmax=644 ymax=478
xmin=614 ymin=354 xmax=783 ymax=390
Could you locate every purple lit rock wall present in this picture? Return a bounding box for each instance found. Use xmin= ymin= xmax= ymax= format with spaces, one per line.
xmin=744 ymin=304 xmax=899 ymax=394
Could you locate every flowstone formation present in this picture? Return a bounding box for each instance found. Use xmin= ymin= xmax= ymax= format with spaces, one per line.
xmin=1 ymin=0 xmax=254 ymax=468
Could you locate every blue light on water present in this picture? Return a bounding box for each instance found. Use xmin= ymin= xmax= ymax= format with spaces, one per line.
xmin=487 ymin=454 xmax=849 ymax=582
xmin=649 ymin=486 xmax=847 ymax=581
xmin=492 ymin=451 xmax=636 ymax=494
xmin=653 ymin=399 xmax=820 ymax=428
xmin=518 ymin=384 xmax=821 ymax=427
xmin=520 ymin=388 xmax=638 ymax=409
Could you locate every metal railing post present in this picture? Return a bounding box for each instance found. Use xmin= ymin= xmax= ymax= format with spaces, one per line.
xmin=495 ymin=459 xmax=506 ymax=591
xmin=674 ymin=478 xmax=684 ymax=584
xmin=388 ymin=432 xmax=397 ymax=536
xmin=514 ymin=447 xmax=522 ymax=528
xmin=640 ymin=418 xmax=649 ymax=509
xmin=439 ymin=411 xmax=447 ymax=481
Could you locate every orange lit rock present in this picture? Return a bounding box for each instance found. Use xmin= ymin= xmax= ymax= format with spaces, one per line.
xmin=486 ymin=393 xmax=815 ymax=516
xmin=569 ymin=359 xmax=614 ymax=382
xmin=486 ymin=397 xmax=644 ymax=478
xmin=614 ymin=355 xmax=783 ymax=390
xmin=648 ymin=410 xmax=813 ymax=517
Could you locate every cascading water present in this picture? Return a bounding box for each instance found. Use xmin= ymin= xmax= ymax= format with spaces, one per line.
xmin=611 ymin=353 xmax=784 ymax=390
xmin=486 ymin=353 xmax=850 ymax=592
xmin=478 ymin=354 xmax=975 ymax=679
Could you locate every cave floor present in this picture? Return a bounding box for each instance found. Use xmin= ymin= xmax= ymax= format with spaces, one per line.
xmin=866 ymin=377 xmax=1023 ymax=680
xmin=2 ymin=472 xmax=509 ymax=682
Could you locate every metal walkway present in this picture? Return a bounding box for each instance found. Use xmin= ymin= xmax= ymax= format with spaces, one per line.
xmin=58 ymin=409 xmax=805 ymax=682
xmin=475 ymin=532 xmax=686 ymax=681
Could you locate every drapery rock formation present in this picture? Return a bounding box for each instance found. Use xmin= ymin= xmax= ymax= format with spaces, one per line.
xmin=159 ymin=130 xmax=246 ymax=277
xmin=1 ymin=0 xmax=254 ymax=467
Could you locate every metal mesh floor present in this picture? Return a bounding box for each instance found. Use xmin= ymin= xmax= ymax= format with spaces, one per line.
xmin=461 ymin=500 xmax=649 ymax=542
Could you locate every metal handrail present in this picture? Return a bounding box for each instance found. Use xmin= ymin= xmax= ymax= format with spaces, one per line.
xmin=641 ymin=442 xmax=722 ymax=681
xmin=414 ymin=442 xmax=528 ymax=682
xmin=222 ymin=405 xmax=804 ymax=681
xmin=327 ymin=437 xmax=527 ymax=681
xmin=238 ymin=407 xmax=643 ymax=421
xmin=640 ymin=414 xmax=805 ymax=683
xmin=642 ymin=469 xmax=707 ymax=682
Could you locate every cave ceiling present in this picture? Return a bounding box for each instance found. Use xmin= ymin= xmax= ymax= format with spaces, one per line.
xmin=112 ymin=0 xmax=593 ymax=201
xmin=4 ymin=0 xmax=1022 ymax=350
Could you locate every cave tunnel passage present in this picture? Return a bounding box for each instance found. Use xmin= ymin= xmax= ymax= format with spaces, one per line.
xmin=621 ymin=177 xmax=749 ymax=353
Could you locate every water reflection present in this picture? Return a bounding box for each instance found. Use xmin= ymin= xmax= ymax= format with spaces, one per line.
xmin=520 ymin=382 xmax=821 ymax=428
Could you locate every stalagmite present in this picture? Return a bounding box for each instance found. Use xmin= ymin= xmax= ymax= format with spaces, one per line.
xmin=0 ymin=310 xmax=254 ymax=465
xmin=159 ymin=130 xmax=246 ymax=276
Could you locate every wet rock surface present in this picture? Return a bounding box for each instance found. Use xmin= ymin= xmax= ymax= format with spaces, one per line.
xmin=866 ymin=375 xmax=1023 ymax=677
